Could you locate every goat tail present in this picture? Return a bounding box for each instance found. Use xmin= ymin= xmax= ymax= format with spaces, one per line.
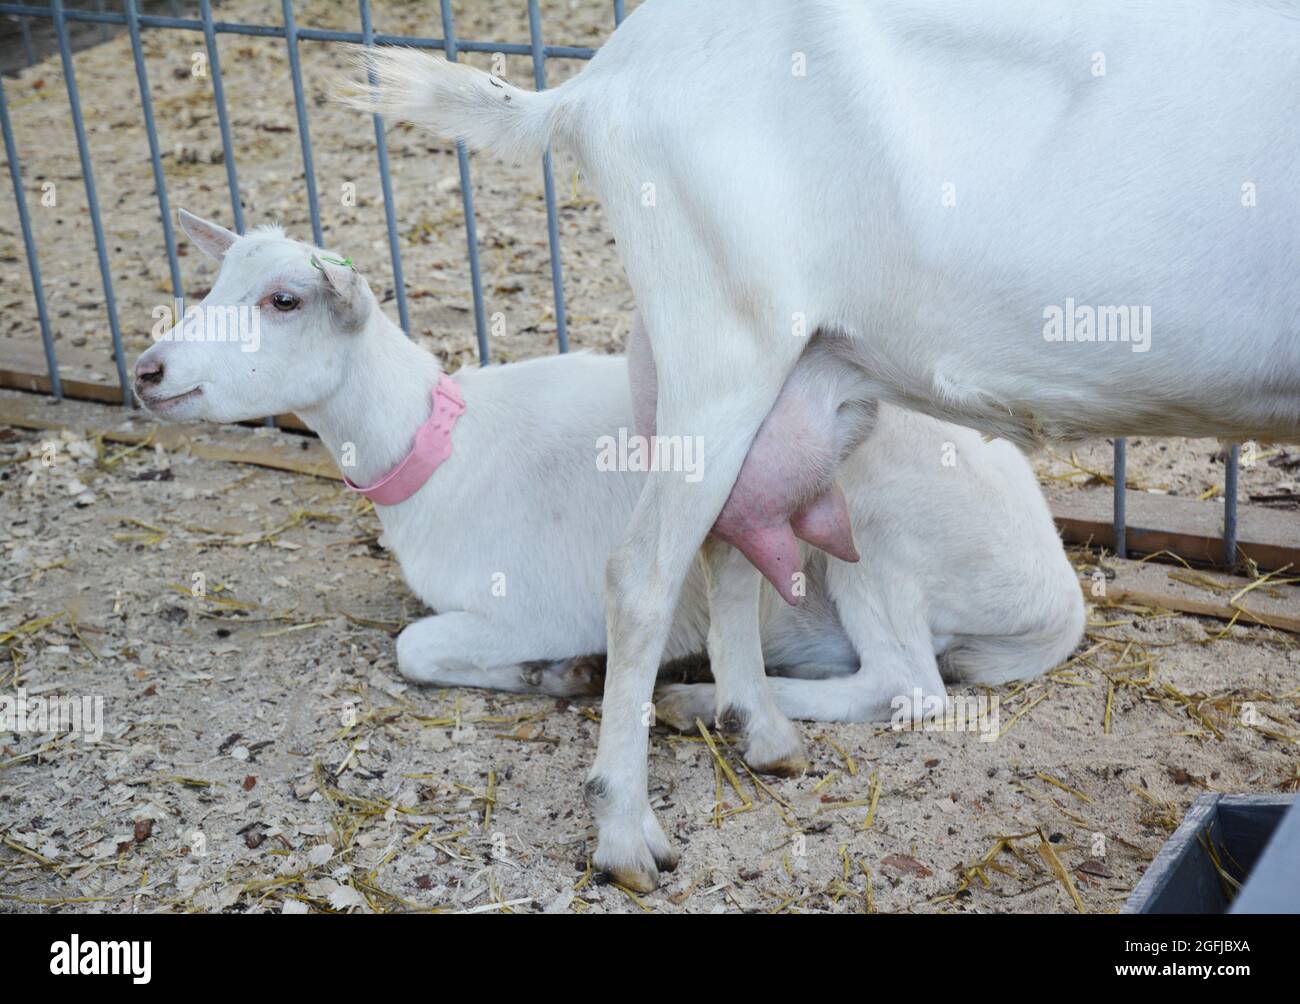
xmin=343 ymin=47 xmax=563 ymax=164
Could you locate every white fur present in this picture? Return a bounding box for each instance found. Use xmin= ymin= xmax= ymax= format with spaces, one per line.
xmin=355 ymin=0 xmax=1300 ymax=886
xmin=133 ymin=219 xmax=1081 ymax=706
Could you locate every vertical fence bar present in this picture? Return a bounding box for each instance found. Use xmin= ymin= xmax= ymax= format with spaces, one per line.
xmin=439 ymin=0 xmax=489 ymax=363
xmin=359 ymin=0 xmax=409 ymax=335
xmin=203 ymin=2 xmax=268 ymax=426
xmin=1223 ymin=444 xmax=1240 ymax=567
xmin=0 ymin=72 xmax=61 ymax=399
xmin=282 ymin=0 xmax=323 ymax=246
xmin=527 ymin=0 xmax=569 ymax=353
xmin=1113 ymin=438 xmax=1127 ymax=559
xmin=614 ymin=0 xmax=625 ymax=26
xmin=200 ymin=0 xmax=244 ymax=233
xmin=18 ymin=15 xmax=36 ymax=67
xmin=125 ymin=0 xmax=182 ymax=301
xmin=51 ymin=0 xmax=130 ymax=405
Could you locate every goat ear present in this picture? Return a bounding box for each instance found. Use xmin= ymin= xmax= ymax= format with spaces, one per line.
xmin=177 ymin=209 xmax=237 ymax=261
xmin=311 ymin=254 xmax=369 ymax=331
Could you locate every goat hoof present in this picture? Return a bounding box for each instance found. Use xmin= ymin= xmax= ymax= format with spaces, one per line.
xmin=746 ymin=751 xmax=809 ymax=778
xmin=602 ymin=840 xmax=677 ymax=892
xmin=562 ymin=654 xmax=606 ymax=696
xmin=591 ymin=800 xmax=677 ymax=894
xmin=519 ymin=656 xmax=605 ymax=697
xmin=520 ymin=661 xmax=546 ymax=688
xmin=604 ymin=864 xmax=659 ymax=894
xmin=739 ymin=717 xmax=808 ymax=778
xmin=652 ymin=683 xmax=715 ymax=732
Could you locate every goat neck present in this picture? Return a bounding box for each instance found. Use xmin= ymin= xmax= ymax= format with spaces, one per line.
xmin=297 ymin=311 xmax=445 ymax=489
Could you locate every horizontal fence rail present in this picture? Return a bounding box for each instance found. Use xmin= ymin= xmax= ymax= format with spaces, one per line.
xmin=0 ymin=1 xmax=1246 ymax=569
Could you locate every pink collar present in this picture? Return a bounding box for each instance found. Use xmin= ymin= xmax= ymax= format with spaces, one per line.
xmin=343 ymin=374 xmax=465 ymax=506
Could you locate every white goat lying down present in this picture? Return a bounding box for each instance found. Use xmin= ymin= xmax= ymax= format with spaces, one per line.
xmin=133 ymin=214 xmax=1083 ymax=750
xmin=357 ymin=0 xmax=1300 ymax=887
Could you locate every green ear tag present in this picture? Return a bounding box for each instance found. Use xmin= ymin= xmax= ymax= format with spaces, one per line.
xmin=310 ymin=254 xmax=353 ymax=269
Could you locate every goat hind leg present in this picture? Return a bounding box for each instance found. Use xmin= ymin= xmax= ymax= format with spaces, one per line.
xmin=588 ymin=316 xmax=800 ymax=892
xmin=656 ymin=538 xmax=806 ymax=776
xmin=396 ymin=612 xmax=602 ymax=697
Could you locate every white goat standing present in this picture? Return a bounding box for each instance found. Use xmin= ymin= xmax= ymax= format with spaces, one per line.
xmin=357 ymin=0 xmax=1300 ymax=889
xmin=133 ymin=213 xmax=1083 ymax=809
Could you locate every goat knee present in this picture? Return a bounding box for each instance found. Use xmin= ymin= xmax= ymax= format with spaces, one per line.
xmin=604 ymin=544 xmax=672 ymax=646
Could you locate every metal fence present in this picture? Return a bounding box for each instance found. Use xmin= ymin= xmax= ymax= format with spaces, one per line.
xmin=0 ymin=0 xmax=1242 ymax=568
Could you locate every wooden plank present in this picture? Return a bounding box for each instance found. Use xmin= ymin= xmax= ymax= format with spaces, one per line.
xmin=0 ymin=388 xmax=339 ymax=481
xmin=1085 ymin=559 xmax=1300 ymax=634
xmin=1047 ymin=484 xmax=1300 ymax=572
xmin=0 ymin=332 xmax=123 ymax=404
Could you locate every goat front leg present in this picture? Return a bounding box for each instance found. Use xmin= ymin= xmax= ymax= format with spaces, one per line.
xmin=655 ymin=538 xmax=806 ymax=775
xmin=588 ymin=312 xmax=801 ymax=893
xmin=397 ymin=612 xmax=603 ymax=697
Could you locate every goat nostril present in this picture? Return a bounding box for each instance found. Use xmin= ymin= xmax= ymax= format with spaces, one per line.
xmin=135 ymin=359 xmax=164 ymax=386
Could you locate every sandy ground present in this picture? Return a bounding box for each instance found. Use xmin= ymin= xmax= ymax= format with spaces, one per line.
xmin=0 ymin=414 xmax=1297 ymax=914
xmin=1 ymin=1 xmax=1298 ymax=914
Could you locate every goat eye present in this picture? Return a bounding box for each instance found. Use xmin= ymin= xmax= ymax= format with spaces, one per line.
xmin=270 ymin=292 xmax=300 ymax=312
